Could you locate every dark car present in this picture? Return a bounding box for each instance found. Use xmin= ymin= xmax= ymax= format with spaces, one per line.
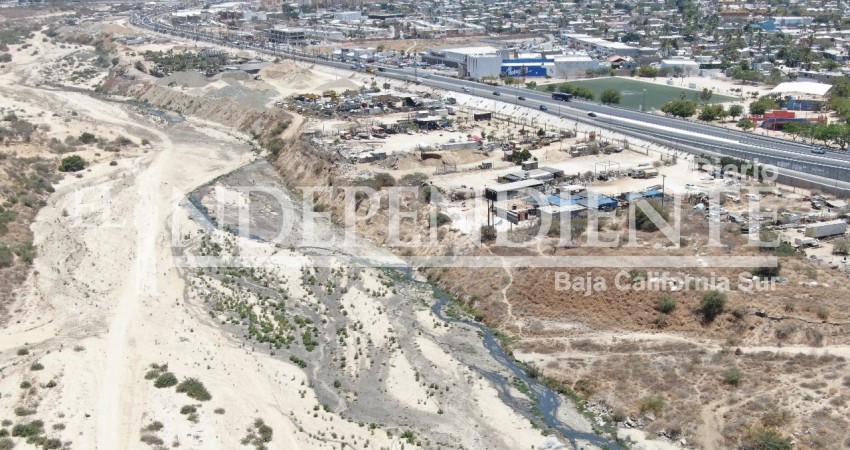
xmin=587 ymin=112 xmax=597 ymax=117
xmin=377 ymin=67 xmax=386 ymax=72
xmin=493 ymin=91 xmax=501 ymax=96
xmin=539 ymin=105 xmax=548 ymax=111
xmin=517 ymin=96 xmax=526 ymax=101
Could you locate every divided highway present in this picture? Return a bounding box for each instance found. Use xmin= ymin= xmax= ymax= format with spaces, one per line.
xmin=131 ymin=11 xmax=850 ymax=192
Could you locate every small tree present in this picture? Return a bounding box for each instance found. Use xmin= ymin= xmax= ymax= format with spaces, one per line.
xmin=737 ymin=119 xmax=755 ymax=131
xmin=700 ymin=290 xmax=726 ymax=321
xmin=728 ymin=104 xmax=744 ymax=119
xmin=600 ymin=88 xmax=621 ymax=105
xmin=59 ymin=155 xmax=86 ymax=172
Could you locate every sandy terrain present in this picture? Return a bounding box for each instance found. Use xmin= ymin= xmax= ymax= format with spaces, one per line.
xmin=0 ymin=17 xmax=610 ymax=450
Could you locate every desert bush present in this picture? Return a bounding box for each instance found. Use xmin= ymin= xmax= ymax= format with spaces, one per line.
xmin=0 ymin=438 xmax=12 ymax=450
xmin=433 ymin=212 xmax=451 ymax=227
xmin=364 ymin=173 xmax=396 ymax=190
xmin=633 ymin=200 xmax=669 ymax=232
xmin=700 ymin=290 xmax=726 ymax=322
xmin=176 ymin=378 xmax=211 ymax=401
xmin=139 ymin=434 xmax=164 ymax=445
xmin=638 ymin=395 xmax=665 ymax=416
xmin=153 ymin=372 xmax=178 ymax=388
xmin=58 ymin=155 xmax=85 ymax=172
xmin=657 ymin=295 xmax=676 ymax=314
xmin=78 ymin=132 xmax=96 ymax=144
xmin=833 ymin=238 xmax=850 ymax=255
xmin=14 ymin=407 xmax=35 ymax=416
xmin=16 ymin=348 xmax=29 ymax=356
xmin=481 ymin=225 xmax=497 ymax=242
xmin=11 ymin=420 xmax=43 ymax=438
xmin=42 ymin=438 xmax=61 ymax=449
xmin=143 ymin=421 xmax=163 ymax=432
xmin=179 ymin=405 xmax=197 ymax=415
xmin=731 ymin=306 xmax=747 ymax=320
xmin=0 ymin=246 xmax=15 ymax=268
xmin=744 ymin=427 xmax=793 ymax=450
xmin=399 ymin=172 xmax=428 ymax=187
xmin=30 ymin=362 xmax=44 ymax=371
xmin=20 ymin=381 xmax=31 ymax=389
xmin=761 ymin=406 xmax=793 ymax=428
xmin=815 ymin=306 xmax=830 ymax=320
xmin=722 ymin=368 xmax=744 ymax=386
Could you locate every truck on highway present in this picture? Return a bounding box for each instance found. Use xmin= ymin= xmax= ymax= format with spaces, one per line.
xmin=805 ymin=219 xmax=848 ymax=239
xmin=552 ymin=92 xmax=573 ymax=101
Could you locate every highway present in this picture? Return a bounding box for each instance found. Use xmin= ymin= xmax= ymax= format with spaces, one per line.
xmin=131 ymin=11 xmax=850 ymax=192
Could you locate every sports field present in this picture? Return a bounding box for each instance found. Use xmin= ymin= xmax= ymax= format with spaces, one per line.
xmin=539 ymin=77 xmax=738 ymax=111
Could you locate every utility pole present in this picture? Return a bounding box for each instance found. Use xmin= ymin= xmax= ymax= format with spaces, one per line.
xmin=661 ymin=174 xmax=667 ymax=207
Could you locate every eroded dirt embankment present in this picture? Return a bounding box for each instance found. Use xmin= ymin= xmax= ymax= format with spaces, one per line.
xmin=99 ymin=72 xmax=290 ymax=137
xmin=267 ymin=127 xmax=515 ymax=325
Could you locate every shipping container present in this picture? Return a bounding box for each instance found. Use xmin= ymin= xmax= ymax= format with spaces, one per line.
xmin=805 ymin=220 xmax=848 ymax=239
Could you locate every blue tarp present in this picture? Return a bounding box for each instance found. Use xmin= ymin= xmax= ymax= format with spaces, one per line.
xmin=578 ymin=195 xmax=617 ymax=209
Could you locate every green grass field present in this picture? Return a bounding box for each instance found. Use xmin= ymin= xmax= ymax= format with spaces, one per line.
xmin=538 ymin=77 xmax=738 ymax=111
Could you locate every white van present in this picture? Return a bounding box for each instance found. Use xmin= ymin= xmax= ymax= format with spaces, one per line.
xmin=725 ymin=194 xmax=741 ymax=203
xmin=745 ymin=194 xmax=760 ymax=201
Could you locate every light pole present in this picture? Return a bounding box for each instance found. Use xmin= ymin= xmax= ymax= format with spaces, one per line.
xmin=642 ymin=89 xmax=647 ymax=112
xmin=661 ymin=174 xmax=667 ymax=207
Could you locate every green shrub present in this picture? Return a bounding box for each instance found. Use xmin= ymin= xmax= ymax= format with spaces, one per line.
xmin=433 ymin=212 xmax=451 ymax=227
xmin=745 ymin=428 xmax=793 ymax=450
xmin=633 ymin=200 xmax=669 ymax=232
xmin=700 ymin=290 xmax=726 ymax=322
xmin=14 ymin=407 xmax=35 ymax=417
xmin=30 ymin=363 xmax=44 ymax=371
xmin=657 ymin=295 xmax=676 ymax=314
xmin=179 ymin=405 xmax=196 ymax=415
xmin=638 ymin=395 xmax=665 ymax=415
xmin=153 ymin=372 xmax=178 ymax=388
xmin=11 ymin=420 xmax=43 ymax=438
xmin=480 ymin=225 xmax=496 ymax=242
xmin=78 ymin=132 xmax=96 ymax=144
xmin=176 ymin=378 xmax=211 ymax=401
xmin=42 ymin=438 xmax=62 ymax=449
xmin=0 ymin=245 xmax=17 ymax=268
xmin=722 ymin=368 xmax=744 ymax=386
xmin=255 ymin=419 xmax=272 ymax=443
xmin=58 ymin=155 xmax=86 ymax=172
xmin=0 ymin=438 xmax=12 ymax=450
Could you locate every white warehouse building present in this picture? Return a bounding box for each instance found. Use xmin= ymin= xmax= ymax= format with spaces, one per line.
xmin=466 ymin=54 xmax=504 ymax=79
xmin=660 ymin=58 xmax=701 ymax=75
